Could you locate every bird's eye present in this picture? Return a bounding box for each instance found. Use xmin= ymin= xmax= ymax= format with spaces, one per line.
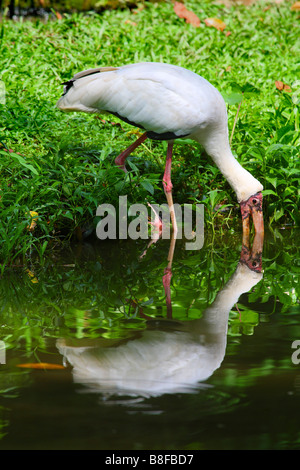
xmin=252 ymin=261 xmax=257 ymax=267
xmin=252 ymin=198 xmax=257 ymax=205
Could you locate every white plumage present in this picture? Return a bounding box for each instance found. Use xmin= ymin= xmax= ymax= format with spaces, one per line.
xmin=57 ymin=62 xmax=264 ymax=233
xmin=58 ymin=63 xmax=222 ymax=137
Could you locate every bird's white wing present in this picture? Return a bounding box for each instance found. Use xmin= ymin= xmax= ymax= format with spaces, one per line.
xmin=57 ymin=63 xmax=223 ymax=138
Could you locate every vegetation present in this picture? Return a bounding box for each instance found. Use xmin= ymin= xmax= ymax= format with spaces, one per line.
xmin=0 ymin=0 xmax=299 ymax=269
xmin=0 ymin=4 xmax=299 ymax=449
xmin=1 ymin=0 xmax=141 ymax=16
xmin=0 ymin=229 xmax=298 ymax=355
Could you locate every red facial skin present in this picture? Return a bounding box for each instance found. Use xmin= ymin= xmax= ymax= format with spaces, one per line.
xmin=240 ymin=232 xmax=264 ymax=273
xmin=240 ymin=192 xmax=264 ymax=235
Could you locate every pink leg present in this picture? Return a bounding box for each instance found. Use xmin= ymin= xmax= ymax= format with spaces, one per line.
xmin=163 ymin=142 xmax=173 ymax=193
xmin=115 ymin=132 xmax=147 ymax=172
xmin=163 ymin=142 xmax=177 ymax=234
xmin=162 ymin=229 xmax=176 ymax=318
xmin=162 ymin=267 xmax=172 ymax=318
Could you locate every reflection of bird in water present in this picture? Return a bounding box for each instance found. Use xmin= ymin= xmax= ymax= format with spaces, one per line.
xmin=57 ymin=62 xmax=264 ymax=235
xmin=57 ymin=235 xmax=263 ymax=398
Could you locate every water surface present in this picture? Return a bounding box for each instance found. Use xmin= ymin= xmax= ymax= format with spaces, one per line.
xmin=0 ymin=229 xmax=299 ymax=450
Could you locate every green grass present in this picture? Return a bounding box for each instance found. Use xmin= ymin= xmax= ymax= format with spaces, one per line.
xmin=0 ymin=0 xmax=299 ymax=268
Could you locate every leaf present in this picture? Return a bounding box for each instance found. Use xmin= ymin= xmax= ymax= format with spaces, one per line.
xmin=222 ymin=91 xmax=243 ymax=105
xmin=275 ymin=81 xmax=291 ymax=92
xmin=127 ymin=159 xmax=139 ymax=172
xmin=63 ymin=211 xmax=74 ymax=220
xmin=174 ymin=2 xmax=201 ymax=27
xmin=17 ymin=363 xmax=65 ymax=369
xmin=141 ymin=180 xmax=154 ymax=195
xmin=265 ymin=176 xmax=278 ymax=188
xmin=229 ymin=82 xmax=243 ymax=93
xmin=266 ymin=143 xmax=288 ymax=154
xmin=239 ymin=308 xmax=259 ymax=325
xmin=291 ymin=2 xmax=300 ymax=10
xmin=273 ymin=207 xmax=284 ymax=222
xmin=0 ymin=151 xmax=39 ymax=175
xmin=204 ymin=18 xmax=226 ymax=32
xmin=114 ymin=180 xmax=125 ymax=193
xmin=262 ymin=189 xmax=277 ymax=197
xmin=241 ymin=82 xmax=260 ymax=95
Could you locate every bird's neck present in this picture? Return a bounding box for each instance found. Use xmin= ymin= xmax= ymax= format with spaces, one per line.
xmin=204 ymin=262 xmax=263 ymax=325
xmin=194 ymin=129 xmax=263 ymax=202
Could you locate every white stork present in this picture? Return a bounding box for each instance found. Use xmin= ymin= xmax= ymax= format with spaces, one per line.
xmin=56 ymin=259 xmax=263 ymax=397
xmin=56 ymin=62 xmax=264 ymax=234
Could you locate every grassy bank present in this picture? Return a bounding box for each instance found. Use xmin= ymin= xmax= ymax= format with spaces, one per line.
xmin=0 ymin=0 xmax=299 ymax=269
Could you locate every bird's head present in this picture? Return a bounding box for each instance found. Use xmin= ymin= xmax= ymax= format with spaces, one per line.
xmin=240 ymin=192 xmax=264 ymax=235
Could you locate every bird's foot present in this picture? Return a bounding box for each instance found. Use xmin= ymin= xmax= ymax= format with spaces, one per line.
xmin=139 ymin=203 xmax=163 ymax=259
xmin=147 ymin=203 xmax=163 ymax=232
xmin=114 ymin=156 xmax=128 ymax=173
xmin=162 ymin=267 xmax=172 ymax=318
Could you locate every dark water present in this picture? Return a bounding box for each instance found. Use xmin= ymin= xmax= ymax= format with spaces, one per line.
xmin=0 ymin=229 xmax=299 ymax=450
